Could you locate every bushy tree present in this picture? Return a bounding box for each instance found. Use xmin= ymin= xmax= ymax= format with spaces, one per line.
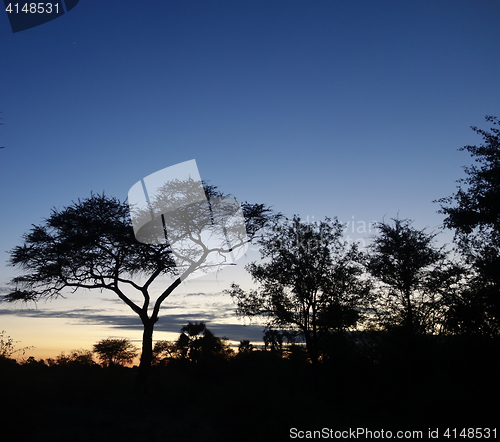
xmin=151 ymin=340 xmax=178 ymax=365
xmin=366 ymin=218 xmax=459 ymax=343
xmin=228 ymin=216 xmax=371 ymax=364
xmin=436 ymin=116 xmax=500 ymax=335
xmin=0 ymin=330 xmax=32 ymax=360
xmin=0 ymin=330 xmax=16 ymax=359
xmin=56 ymin=349 xmax=95 ymax=366
xmin=238 ymin=340 xmax=254 ymax=353
xmin=93 ymin=338 xmax=139 ymax=367
xmin=437 ymin=116 xmax=500 ymax=264
xmin=152 ymin=323 xmax=233 ymax=364
xmin=21 ymin=356 xmax=46 ymax=366
xmin=175 ymin=322 xmax=233 ymax=362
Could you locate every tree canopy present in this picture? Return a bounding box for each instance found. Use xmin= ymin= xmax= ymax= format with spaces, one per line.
xmin=436 ymin=116 xmax=500 ymax=276
xmin=5 ymin=185 xmax=274 ymax=387
xmin=366 ymin=218 xmax=460 ymax=341
xmin=436 ymin=116 xmax=500 ymax=335
xmin=227 ymin=216 xmax=371 ymax=363
xmin=93 ymin=338 xmax=139 ymax=367
xmin=152 ymin=322 xmax=233 ymax=365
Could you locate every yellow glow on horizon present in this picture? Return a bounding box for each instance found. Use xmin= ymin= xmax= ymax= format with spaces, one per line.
xmin=2 ymin=314 xmax=195 ymax=366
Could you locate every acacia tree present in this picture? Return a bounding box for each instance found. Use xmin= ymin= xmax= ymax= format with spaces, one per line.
xmin=152 ymin=340 xmax=179 ymax=365
xmin=5 ymin=183 xmax=272 ymax=388
xmin=93 ymin=338 xmax=138 ymax=367
xmin=366 ymin=218 xmax=459 ymax=343
xmin=227 ymin=216 xmax=371 ymax=364
xmin=436 ymin=116 xmax=500 ymax=335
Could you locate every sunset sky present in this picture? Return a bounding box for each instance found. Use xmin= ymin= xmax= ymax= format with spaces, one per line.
xmin=1 ymin=0 xmax=499 ymax=361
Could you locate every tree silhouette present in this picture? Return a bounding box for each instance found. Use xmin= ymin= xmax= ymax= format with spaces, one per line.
xmin=238 ymin=340 xmax=254 ymax=353
xmin=175 ymin=321 xmax=233 ymax=362
xmin=227 ymin=216 xmax=371 ymax=364
xmin=0 ymin=330 xmax=17 ymax=359
xmin=152 ymin=322 xmax=233 ymax=363
xmin=151 ymin=340 xmax=178 ymax=365
xmin=436 ymin=116 xmax=500 ymax=335
xmin=56 ymin=348 xmax=96 ymax=366
xmin=263 ymin=329 xmax=285 ymax=353
xmin=5 ymin=183 xmax=273 ymax=389
xmin=0 ymin=330 xmax=32 ymax=360
xmin=366 ymin=218 xmax=459 ymax=344
xmin=436 ymin=116 xmax=500 ymax=260
xmin=93 ymin=338 xmax=138 ymax=367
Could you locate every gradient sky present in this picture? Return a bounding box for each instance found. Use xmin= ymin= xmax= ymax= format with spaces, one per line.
xmin=1 ymin=0 xmax=499 ymax=361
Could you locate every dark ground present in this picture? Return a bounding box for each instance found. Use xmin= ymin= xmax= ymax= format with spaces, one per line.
xmin=1 ymin=336 xmax=498 ymax=441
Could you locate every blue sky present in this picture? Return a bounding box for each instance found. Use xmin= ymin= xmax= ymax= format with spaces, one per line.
xmin=1 ymin=0 xmax=499 ymax=359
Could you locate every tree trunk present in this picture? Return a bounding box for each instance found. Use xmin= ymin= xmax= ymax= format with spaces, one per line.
xmin=303 ymin=329 xmax=320 ymax=393
xmin=135 ymin=317 xmax=155 ymax=393
xmin=404 ymin=291 xmax=415 ymax=351
xmin=303 ymin=329 xmax=319 ymax=364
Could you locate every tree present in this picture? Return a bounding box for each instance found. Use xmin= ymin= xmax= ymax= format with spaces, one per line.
xmin=227 ymin=216 xmax=370 ymax=364
xmin=366 ymin=218 xmax=458 ymax=343
xmin=0 ymin=330 xmax=17 ymax=360
xmin=5 ymin=182 xmax=273 ymax=388
xmin=436 ymin=116 xmax=500 ymax=262
xmin=152 ymin=322 xmax=233 ymax=364
xmin=174 ymin=321 xmax=233 ymax=362
xmin=56 ymin=349 xmax=96 ymax=366
xmin=238 ymin=340 xmax=254 ymax=353
xmin=93 ymin=338 xmax=138 ymax=367
xmin=151 ymin=340 xmax=179 ymax=365
xmin=436 ymin=116 xmax=500 ymax=334
xmin=0 ymin=330 xmax=32 ymax=360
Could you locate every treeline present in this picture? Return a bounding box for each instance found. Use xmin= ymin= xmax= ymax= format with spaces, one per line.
xmin=227 ymin=117 xmax=500 ymax=365
xmin=2 ymin=117 xmax=499 ymax=389
xmin=225 ymin=213 xmax=497 ymax=365
xmin=1 ymin=322 xmax=498 ymax=441
xmin=0 ymin=322 xmax=234 ymax=368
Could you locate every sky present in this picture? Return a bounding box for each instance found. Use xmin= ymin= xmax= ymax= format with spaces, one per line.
xmin=0 ymin=0 xmax=499 ymax=361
